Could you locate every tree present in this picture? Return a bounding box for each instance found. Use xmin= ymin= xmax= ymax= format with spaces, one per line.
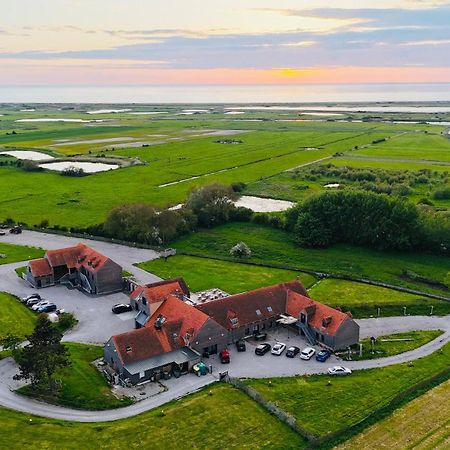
xmin=230 ymin=242 xmax=251 ymax=259
xmin=186 ymin=183 xmax=238 ymax=228
xmin=13 ymin=315 xmax=70 ymax=390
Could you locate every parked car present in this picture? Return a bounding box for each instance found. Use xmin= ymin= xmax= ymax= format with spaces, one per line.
xmin=219 ymin=349 xmax=230 ymax=364
xmin=254 ymin=332 xmax=268 ymax=341
xmin=271 ymin=342 xmax=286 ymax=356
xmin=22 ymin=293 xmax=41 ymax=303
xmin=328 ymin=366 xmax=352 ymax=376
xmin=31 ymin=300 xmax=52 ymax=311
xmin=255 ymin=343 xmax=271 ymax=356
xmin=112 ymin=304 xmax=133 ymax=314
xmin=316 ymin=350 xmax=332 ymax=362
xmin=26 ymin=297 xmax=43 ymax=307
xmin=300 ymin=347 xmax=316 ymax=360
xmin=37 ymin=303 xmax=57 ymax=313
xmin=9 ymin=226 xmax=22 ymax=234
xmin=0 ymin=231 xmax=5 ymax=236
xmin=285 ymin=346 xmax=300 ymax=358
xmin=235 ymin=340 xmax=246 ymax=352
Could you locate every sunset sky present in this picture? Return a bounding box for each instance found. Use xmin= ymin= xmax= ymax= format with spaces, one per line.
xmin=2 ymin=0 xmax=450 ymax=85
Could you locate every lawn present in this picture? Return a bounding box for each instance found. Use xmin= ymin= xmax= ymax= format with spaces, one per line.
xmin=246 ymin=343 xmax=450 ymax=439
xmin=349 ymin=330 xmax=444 ymax=360
xmin=18 ymin=343 xmax=132 ymax=410
xmin=0 ymin=383 xmax=306 ymax=449
xmin=0 ymin=292 xmax=36 ymax=340
xmin=0 ymin=242 xmax=44 ymax=265
xmin=0 ymin=117 xmax=417 ymax=227
xmin=338 ymin=379 xmax=450 ymax=450
xmin=172 ymin=222 xmax=450 ymax=297
xmin=137 ymin=254 xmax=317 ymax=294
xmin=309 ymin=279 xmax=450 ymax=317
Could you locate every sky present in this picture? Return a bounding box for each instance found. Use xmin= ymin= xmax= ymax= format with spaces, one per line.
xmin=1 ymin=0 xmax=450 ymax=86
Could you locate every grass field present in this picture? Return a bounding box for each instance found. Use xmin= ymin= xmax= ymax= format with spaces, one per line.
xmin=18 ymin=343 xmax=132 ymax=410
xmin=137 ymin=254 xmax=317 ymax=294
xmin=309 ymin=279 xmax=450 ymax=317
xmin=246 ymin=343 xmax=450 ymax=439
xmin=0 ymin=242 xmax=44 ymax=265
xmin=0 ymin=115 xmax=433 ymax=227
xmin=0 ymin=292 xmax=36 ymax=340
xmin=172 ymin=222 xmax=450 ymax=297
xmin=350 ymin=330 xmax=444 ymax=360
xmin=339 ymin=379 xmax=450 ymax=450
xmin=0 ymin=383 xmax=306 ymax=449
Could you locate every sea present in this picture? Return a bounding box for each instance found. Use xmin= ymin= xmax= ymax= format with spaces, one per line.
xmin=1 ymin=83 xmax=450 ymax=105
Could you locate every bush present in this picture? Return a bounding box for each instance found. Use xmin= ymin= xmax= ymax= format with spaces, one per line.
xmin=61 ymin=166 xmax=86 ymax=177
xmin=230 ymin=242 xmax=251 ymax=259
xmin=231 ymin=182 xmax=247 ymax=192
xmin=432 ymin=187 xmax=450 ymax=200
xmin=230 ymin=207 xmax=253 ymax=222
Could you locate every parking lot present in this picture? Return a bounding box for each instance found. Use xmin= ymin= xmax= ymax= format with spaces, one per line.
xmin=205 ymin=326 xmax=343 ymax=378
xmin=0 ymin=260 xmax=135 ymax=344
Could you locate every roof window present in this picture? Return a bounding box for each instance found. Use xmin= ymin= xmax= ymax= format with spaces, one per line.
xmin=256 ymin=309 xmax=262 ymax=316
xmin=125 ymin=345 xmax=132 ymax=353
xmin=267 ymin=306 xmax=273 ymax=313
xmin=230 ymin=317 xmax=239 ymax=325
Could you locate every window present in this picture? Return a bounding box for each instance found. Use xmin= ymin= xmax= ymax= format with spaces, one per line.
xmin=142 ymin=298 xmax=147 ymax=306
xmin=245 ymin=328 xmax=250 ymax=335
xmin=125 ymin=346 xmax=132 ymax=353
xmin=256 ymin=309 xmax=262 ymax=316
xmin=267 ymin=306 xmax=273 ymax=313
xmin=230 ymin=317 xmax=239 ymax=326
xmin=262 ymin=323 xmax=266 ymax=330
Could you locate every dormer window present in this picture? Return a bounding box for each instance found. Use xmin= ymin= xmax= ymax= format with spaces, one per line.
xmin=267 ymin=306 xmax=273 ymax=313
xmin=125 ymin=345 xmax=132 ymax=353
xmin=256 ymin=309 xmax=262 ymax=316
xmin=230 ymin=317 xmax=238 ymax=325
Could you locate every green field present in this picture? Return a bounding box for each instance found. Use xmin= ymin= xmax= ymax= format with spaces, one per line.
xmin=0 ymin=292 xmax=36 ymax=340
xmin=1 ymin=111 xmax=439 ymax=227
xmin=172 ymin=222 xmax=450 ymax=297
xmin=18 ymin=343 xmax=132 ymax=410
xmin=350 ymin=330 xmax=444 ymax=360
xmin=309 ymin=279 xmax=450 ymax=317
xmin=0 ymin=383 xmax=305 ymax=449
xmin=137 ymin=254 xmax=317 ymax=294
xmin=0 ymin=242 xmax=44 ymax=265
xmin=246 ymin=343 xmax=450 ymax=439
xmin=339 ymin=379 xmax=450 ymax=450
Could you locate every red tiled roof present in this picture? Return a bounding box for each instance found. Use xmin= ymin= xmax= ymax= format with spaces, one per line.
xmin=148 ymin=295 xmax=212 ymax=347
xmin=130 ymin=278 xmax=189 ymax=304
xmin=44 ymin=243 xmax=111 ymax=273
xmin=28 ymin=258 xmax=52 ymax=277
xmin=112 ymin=327 xmax=172 ymax=366
xmin=196 ymin=281 xmax=307 ymax=330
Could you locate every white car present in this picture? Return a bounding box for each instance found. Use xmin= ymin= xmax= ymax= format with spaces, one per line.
xmin=328 ymin=366 xmax=352 ymax=376
xmin=300 ymin=347 xmax=316 ymax=360
xmin=271 ymin=343 xmax=286 ymax=355
xmin=22 ymin=293 xmax=41 ymax=303
xmin=31 ymin=300 xmax=51 ymax=311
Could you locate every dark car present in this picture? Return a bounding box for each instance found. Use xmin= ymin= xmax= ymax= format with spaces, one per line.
xmin=254 ymin=332 xmax=268 ymax=341
xmin=9 ymin=226 xmax=22 ymax=234
xmin=235 ymin=340 xmax=246 ymax=352
xmin=316 ymin=350 xmax=332 ymax=362
xmin=255 ymin=343 xmax=271 ymax=356
xmin=38 ymin=303 xmax=57 ymax=313
xmin=285 ymin=346 xmax=300 ymax=358
xmin=112 ymin=304 xmax=133 ymax=314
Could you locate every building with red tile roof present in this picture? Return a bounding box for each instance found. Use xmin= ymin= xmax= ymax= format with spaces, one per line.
xmin=26 ymin=243 xmax=123 ymax=295
xmin=104 ymin=278 xmax=358 ymax=385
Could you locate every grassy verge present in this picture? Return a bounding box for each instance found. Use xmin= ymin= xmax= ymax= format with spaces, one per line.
xmin=337 ymin=379 xmax=450 ymax=449
xmin=309 ymin=279 xmax=450 ymax=318
xmin=245 ymin=343 xmax=450 ymax=439
xmin=18 ymin=343 xmax=132 ymax=411
xmin=14 ymin=266 xmax=26 ymax=278
xmin=172 ymin=222 xmax=450 ymax=297
xmin=0 ymin=292 xmax=36 ymax=340
xmin=346 ymin=330 xmax=444 ymax=361
xmin=0 ymin=383 xmax=306 ymax=449
xmin=137 ymin=254 xmax=317 ymax=294
xmin=0 ymin=243 xmax=44 ymax=265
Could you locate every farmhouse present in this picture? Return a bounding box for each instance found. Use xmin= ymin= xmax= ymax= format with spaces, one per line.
xmin=26 ymin=243 xmax=123 ymax=294
xmin=104 ymin=278 xmax=359 ymax=385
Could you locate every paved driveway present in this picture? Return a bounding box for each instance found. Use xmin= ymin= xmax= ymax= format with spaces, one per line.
xmin=0 ymin=230 xmax=163 ymax=344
